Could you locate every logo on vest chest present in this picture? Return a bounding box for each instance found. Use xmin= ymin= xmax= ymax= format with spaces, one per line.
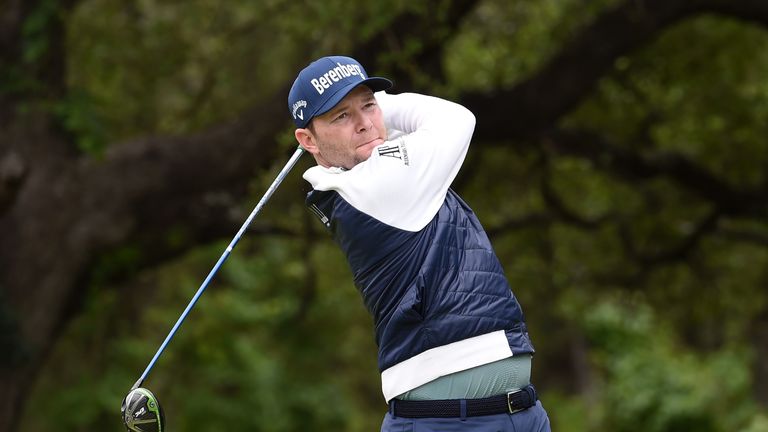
xmin=308 ymin=204 xmax=330 ymax=227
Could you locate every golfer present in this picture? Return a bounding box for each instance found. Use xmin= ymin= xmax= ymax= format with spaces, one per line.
xmin=289 ymin=55 xmax=551 ymax=431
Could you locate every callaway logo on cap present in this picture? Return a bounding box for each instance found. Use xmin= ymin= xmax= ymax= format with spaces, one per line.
xmin=288 ymin=55 xmax=393 ymax=128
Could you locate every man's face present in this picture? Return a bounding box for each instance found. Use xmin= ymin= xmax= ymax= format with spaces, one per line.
xmin=296 ymin=85 xmax=387 ymax=170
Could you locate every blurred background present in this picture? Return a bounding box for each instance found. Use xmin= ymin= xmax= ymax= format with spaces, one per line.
xmin=2 ymin=0 xmax=768 ymax=430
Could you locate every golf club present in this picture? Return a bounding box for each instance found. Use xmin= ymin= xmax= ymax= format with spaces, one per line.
xmin=121 ymin=146 xmax=304 ymax=432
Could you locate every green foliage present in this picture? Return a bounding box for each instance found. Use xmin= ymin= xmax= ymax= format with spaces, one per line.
xmin=16 ymin=0 xmax=768 ymax=431
xmin=583 ymin=299 xmax=760 ymax=432
xmin=53 ymin=88 xmax=108 ymax=154
xmin=22 ymin=0 xmax=60 ymax=65
xmin=63 ymin=0 xmax=418 ymax=143
xmin=569 ymin=15 xmax=768 ymax=187
xmin=443 ymin=0 xmax=620 ymax=94
xmin=88 ymin=244 xmax=143 ymax=287
xmin=1 ymin=0 xmax=60 ymax=97
xmin=0 ymin=64 xmax=40 ymax=98
xmin=22 ymin=203 xmax=382 ymax=431
xmin=0 ymin=288 xmax=30 ymax=369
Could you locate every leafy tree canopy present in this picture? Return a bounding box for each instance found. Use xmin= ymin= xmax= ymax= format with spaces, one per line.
xmin=2 ymin=0 xmax=768 ymax=431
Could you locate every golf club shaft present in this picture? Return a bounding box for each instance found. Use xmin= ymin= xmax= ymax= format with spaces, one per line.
xmin=132 ymin=147 xmax=304 ymax=390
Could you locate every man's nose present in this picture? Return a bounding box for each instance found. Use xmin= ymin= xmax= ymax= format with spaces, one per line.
xmin=356 ymin=113 xmax=373 ymax=133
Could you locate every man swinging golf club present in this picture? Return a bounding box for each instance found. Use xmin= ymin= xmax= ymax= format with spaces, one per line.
xmin=290 ymin=55 xmax=551 ymax=431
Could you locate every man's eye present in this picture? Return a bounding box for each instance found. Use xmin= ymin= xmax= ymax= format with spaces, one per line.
xmin=334 ymin=112 xmax=348 ymax=121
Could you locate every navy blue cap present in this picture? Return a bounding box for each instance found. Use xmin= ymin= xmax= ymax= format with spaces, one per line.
xmin=288 ymin=55 xmax=393 ymax=128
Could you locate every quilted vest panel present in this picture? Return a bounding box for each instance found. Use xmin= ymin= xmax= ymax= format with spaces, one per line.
xmin=307 ymin=188 xmax=534 ymax=371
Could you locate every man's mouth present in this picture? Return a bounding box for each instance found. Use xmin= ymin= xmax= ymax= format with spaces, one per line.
xmin=358 ymin=138 xmax=381 ymax=148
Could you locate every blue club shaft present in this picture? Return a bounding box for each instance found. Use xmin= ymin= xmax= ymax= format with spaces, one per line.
xmin=132 ymin=147 xmax=304 ymax=390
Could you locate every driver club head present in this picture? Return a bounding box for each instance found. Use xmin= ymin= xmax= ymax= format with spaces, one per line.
xmin=121 ymin=387 xmax=165 ymax=432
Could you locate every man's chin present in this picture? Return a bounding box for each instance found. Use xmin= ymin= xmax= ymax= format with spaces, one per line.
xmin=355 ymin=147 xmax=375 ymax=164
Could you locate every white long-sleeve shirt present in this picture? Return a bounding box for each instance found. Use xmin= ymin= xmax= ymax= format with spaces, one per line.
xmin=303 ymin=91 xmax=476 ymax=231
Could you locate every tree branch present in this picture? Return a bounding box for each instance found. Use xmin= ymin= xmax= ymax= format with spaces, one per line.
xmin=464 ymin=0 xmax=768 ymax=142
xmin=716 ymin=226 xmax=768 ymax=248
xmin=619 ymin=209 xmax=721 ymax=267
xmin=356 ymin=0 xmax=480 ymax=91
xmin=540 ymin=161 xmax=611 ymax=230
xmin=541 ymin=128 xmax=768 ymax=218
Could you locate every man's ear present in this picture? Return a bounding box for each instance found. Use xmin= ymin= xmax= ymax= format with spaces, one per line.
xmin=295 ymin=128 xmax=319 ymax=155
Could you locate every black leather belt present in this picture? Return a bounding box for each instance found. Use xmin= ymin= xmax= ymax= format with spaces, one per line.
xmin=389 ymin=384 xmax=538 ymax=418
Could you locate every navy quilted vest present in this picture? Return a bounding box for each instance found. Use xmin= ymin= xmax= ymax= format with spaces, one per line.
xmin=307 ymin=188 xmax=534 ymax=371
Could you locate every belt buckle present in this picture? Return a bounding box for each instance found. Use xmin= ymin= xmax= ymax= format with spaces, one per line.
xmin=507 ymin=389 xmax=525 ymax=414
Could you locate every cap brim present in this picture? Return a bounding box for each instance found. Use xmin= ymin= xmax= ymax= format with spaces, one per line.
xmin=312 ymin=77 xmax=393 ymax=121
